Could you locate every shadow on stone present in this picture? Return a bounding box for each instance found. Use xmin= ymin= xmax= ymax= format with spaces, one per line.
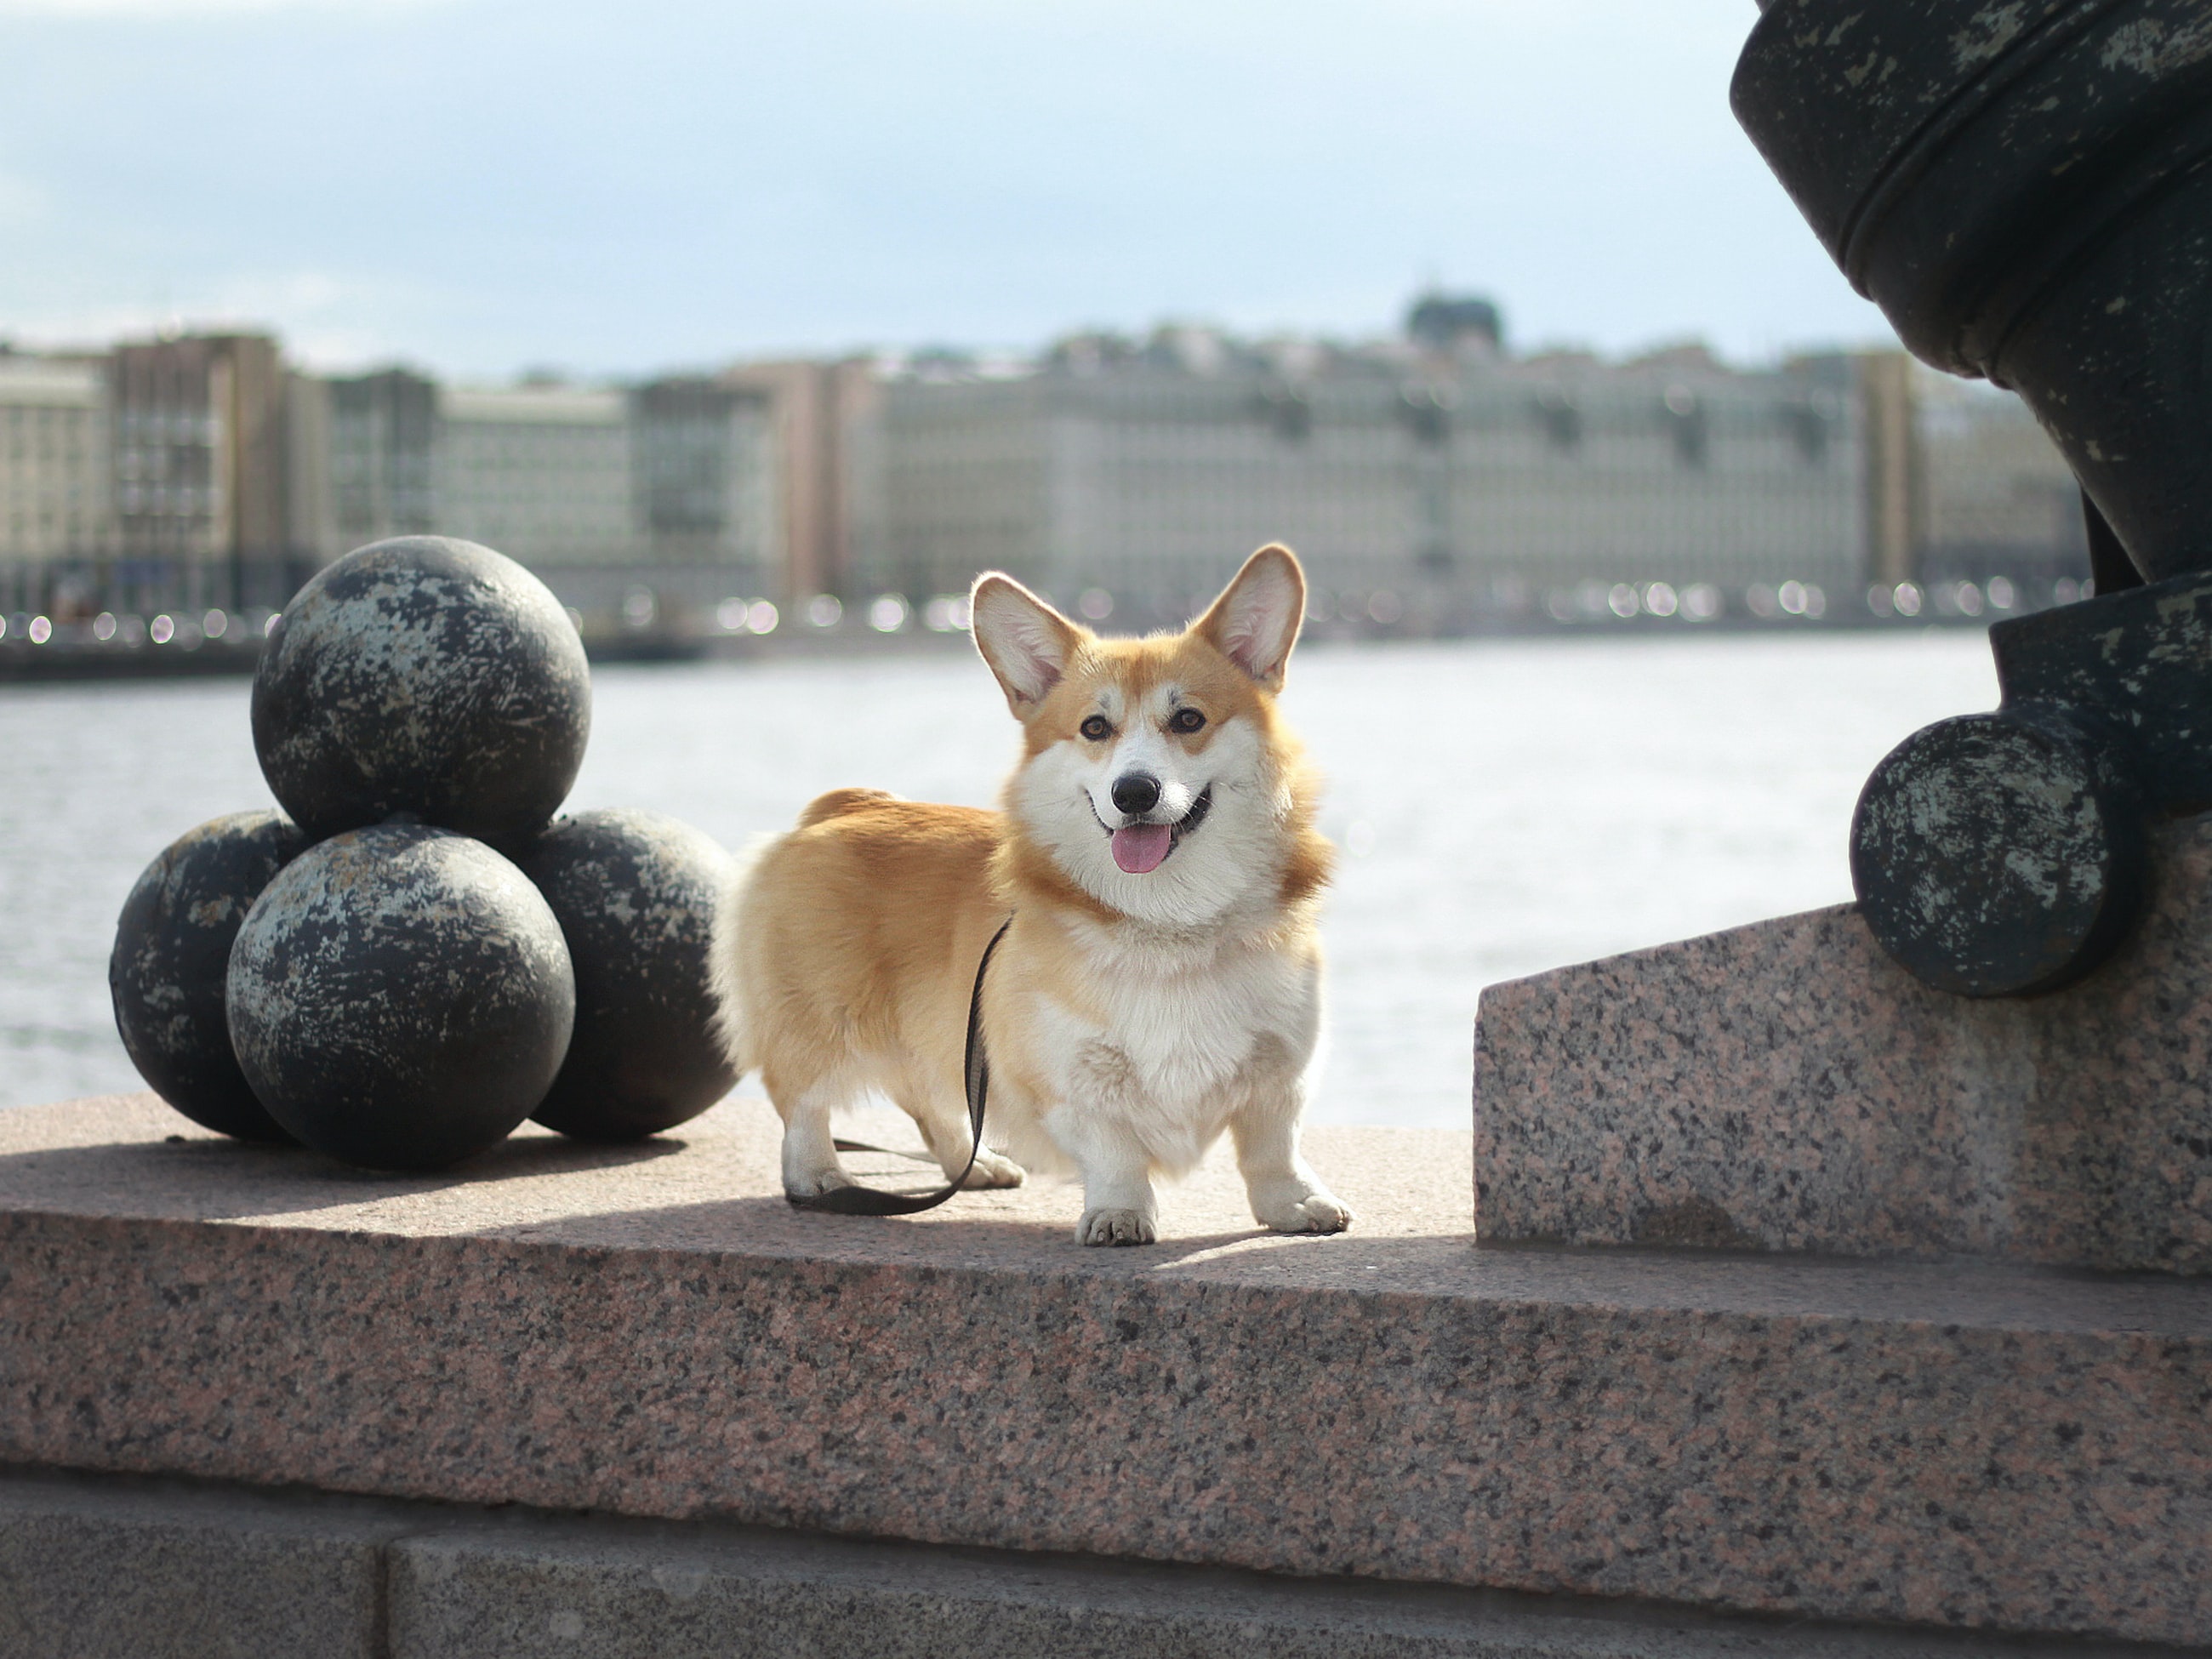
xmin=0 ymin=1123 xmax=692 ymax=1223
xmin=1631 ymin=1197 xmax=1757 ymax=1251
xmin=500 ymin=1191 xmax=1353 ymax=1271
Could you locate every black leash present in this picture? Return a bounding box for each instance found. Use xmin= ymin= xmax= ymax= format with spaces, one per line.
xmin=790 ymin=916 xmax=1012 ymax=1216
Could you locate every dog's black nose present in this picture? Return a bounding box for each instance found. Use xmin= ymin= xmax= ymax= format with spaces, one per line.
xmin=1111 ymin=772 xmax=1161 ymax=816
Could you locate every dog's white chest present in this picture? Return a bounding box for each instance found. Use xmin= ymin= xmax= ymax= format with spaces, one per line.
xmin=1042 ymin=939 xmax=1317 ymax=1116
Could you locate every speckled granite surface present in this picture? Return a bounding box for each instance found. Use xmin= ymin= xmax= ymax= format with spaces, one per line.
xmin=2 ymin=1093 xmax=2209 ymax=1644
xmin=1476 ymin=812 xmax=2212 ymax=1274
xmin=10 ymin=1467 xmax=2146 ymax=1659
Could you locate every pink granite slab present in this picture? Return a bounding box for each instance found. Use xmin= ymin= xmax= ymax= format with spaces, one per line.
xmin=1 ymin=1093 xmax=2209 ymax=1644
xmin=1476 ymin=811 xmax=2212 ymax=1274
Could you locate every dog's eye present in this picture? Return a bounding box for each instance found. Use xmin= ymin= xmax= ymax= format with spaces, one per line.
xmin=1080 ymin=715 xmax=1113 ymax=741
xmin=1168 ymin=708 xmax=1206 ymax=734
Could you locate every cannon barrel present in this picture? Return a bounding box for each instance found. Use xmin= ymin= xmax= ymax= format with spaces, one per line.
xmin=1736 ymin=0 xmax=2212 ymax=995
xmin=1735 ymin=0 xmax=2212 ymax=586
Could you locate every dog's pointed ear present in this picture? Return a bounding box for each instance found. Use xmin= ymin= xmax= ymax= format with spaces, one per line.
xmin=1194 ymin=544 xmax=1306 ymax=693
xmin=971 ymin=573 xmax=1081 ymax=717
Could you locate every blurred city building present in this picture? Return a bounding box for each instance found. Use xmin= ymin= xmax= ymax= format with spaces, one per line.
xmin=1913 ymin=373 xmax=2091 ymax=584
xmin=294 ymin=369 xmax=779 ymax=638
xmin=0 ymin=303 xmax=2092 ymax=651
xmin=721 ymin=359 xmax=877 ymax=607
xmin=846 ymin=307 xmax=2088 ymax=635
xmin=0 ymin=351 xmax=111 ymax=618
xmin=1 ymin=333 xmax=315 ymax=630
xmin=315 ymin=367 xmax=437 ymax=546
xmin=108 ymin=334 xmax=296 ymax=614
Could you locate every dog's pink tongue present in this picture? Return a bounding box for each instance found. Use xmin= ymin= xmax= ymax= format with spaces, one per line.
xmin=1112 ymin=823 xmax=1172 ymax=874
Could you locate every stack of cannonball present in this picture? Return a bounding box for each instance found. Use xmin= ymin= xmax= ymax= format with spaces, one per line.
xmin=109 ymin=536 xmax=738 ymax=1170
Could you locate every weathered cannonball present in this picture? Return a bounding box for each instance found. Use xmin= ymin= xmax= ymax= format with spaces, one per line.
xmin=1850 ymin=704 xmax=2147 ymax=998
xmin=227 ymin=824 xmax=576 ymax=1170
xmin=516 ymin=808 xmax=738 ymax=1141
xmin=251 ymin=537 xmax=591 ymax=847
xmin=110 ymin=810 xmax=309 ymax=1142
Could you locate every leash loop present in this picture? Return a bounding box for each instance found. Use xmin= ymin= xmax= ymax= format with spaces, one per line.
xmin=791 ymin=915 xmax=1012 ymax=1217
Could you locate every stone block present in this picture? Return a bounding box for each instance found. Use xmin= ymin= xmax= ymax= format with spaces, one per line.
xmin=384 ymin=1506 xmax=2129 ymax=1659
xmin=1474 ymin=812 xmax=2212 ymax=1273
xmin=0 ymin=1468 xmax=393 ymax=1658
xmin=0 ymin=1095 xmax=2207 ymax=1645
xmin=0 ymin=1468 xmax=2142 ymax=1659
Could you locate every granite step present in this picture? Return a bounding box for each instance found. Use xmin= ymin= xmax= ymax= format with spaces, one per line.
xmin=1 ymin=1094 xmax=2206 ymax=1646
xmin=3 ymin=1465 xmax=2192 ymax=1659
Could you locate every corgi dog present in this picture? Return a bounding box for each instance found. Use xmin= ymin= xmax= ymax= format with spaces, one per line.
xmin=712 ymin=544 xmax=1350 ymax=1246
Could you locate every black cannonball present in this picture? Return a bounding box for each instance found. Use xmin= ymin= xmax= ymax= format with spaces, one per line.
xmin=251 ymin=537 xmax=591 ymax=847
xmin=110 ymin=810 xmax=309 ymax=1142
xmin=227 ymin=824 xmax=576 ymax=1170
xmin=1850 ymin=705 xmax=2147 ymax=998
xmin=516 ymin=808 xmax=738 ymax=1141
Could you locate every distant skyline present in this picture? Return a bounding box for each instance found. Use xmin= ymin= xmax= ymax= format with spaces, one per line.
xmin=0 ymin=0 xmax=1899 ymax=379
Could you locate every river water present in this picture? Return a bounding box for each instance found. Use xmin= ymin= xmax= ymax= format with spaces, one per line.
xmin=0 ymin=631 xmax=1998 ymax=1126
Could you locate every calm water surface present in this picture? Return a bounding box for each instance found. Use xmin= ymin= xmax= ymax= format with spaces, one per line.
xmin=0 ymin=632 xmax=1997 ymax=1126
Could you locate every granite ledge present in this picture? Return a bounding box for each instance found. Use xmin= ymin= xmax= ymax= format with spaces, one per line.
xmin=2 ymin=1093 xmax=2209 ymax=1646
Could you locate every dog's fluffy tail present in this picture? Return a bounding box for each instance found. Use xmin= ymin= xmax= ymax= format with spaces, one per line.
xmin=795 ymin=785 xmax=900 ymax=828
xmin=707 ymin=834 xmax=772 ymax=1079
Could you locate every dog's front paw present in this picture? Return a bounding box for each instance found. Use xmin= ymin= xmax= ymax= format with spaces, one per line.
xmin=1255 ymin=1189 xmax=1353 ymax=1234
xmin=1078 ymin=1207 xmax=1157 ymax=1247
xmin=960 ymin=1149 xmax=1026 ymax=1190
xmin=784 ymin=1166 xmax=853 ymax=1202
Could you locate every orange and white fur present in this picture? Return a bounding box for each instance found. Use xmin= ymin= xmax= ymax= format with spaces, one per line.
xmin=711 ymin=545 xmax=1350 ymax=1246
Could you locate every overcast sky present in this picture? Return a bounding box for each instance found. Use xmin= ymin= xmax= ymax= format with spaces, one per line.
xmin=0 ymin=0 xmax=1897 ymax=379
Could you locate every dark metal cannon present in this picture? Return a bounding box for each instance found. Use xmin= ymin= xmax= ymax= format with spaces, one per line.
xmin=1735 ymin=0 xmax=2212 ymax=995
